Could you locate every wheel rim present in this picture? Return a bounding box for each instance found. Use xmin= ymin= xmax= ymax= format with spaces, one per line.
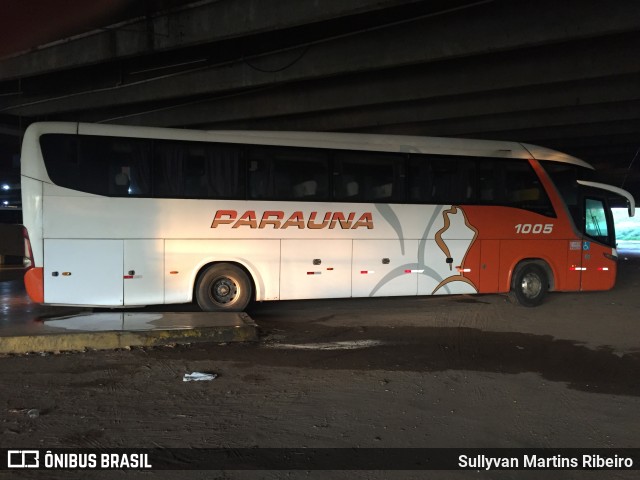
xmin=520 ymin=272 xmax=542 ymax=299
xmin=209 ymin=276 xmax=239 ymax=305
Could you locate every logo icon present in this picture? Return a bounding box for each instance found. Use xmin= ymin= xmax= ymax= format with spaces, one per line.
xmin=7 ymin=450 xmax=39 ymax=468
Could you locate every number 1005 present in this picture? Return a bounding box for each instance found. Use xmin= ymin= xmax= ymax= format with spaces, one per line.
xmin=515 ymin=223 xmax=553 ymax=234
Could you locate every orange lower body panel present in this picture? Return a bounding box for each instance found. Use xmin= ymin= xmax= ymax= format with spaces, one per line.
xmin=24 ymin=267 xmax=44 ymax=303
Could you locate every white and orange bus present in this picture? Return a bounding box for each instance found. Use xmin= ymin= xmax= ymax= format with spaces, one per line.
xmin=20 ymin=122 xmax=635 ymax=310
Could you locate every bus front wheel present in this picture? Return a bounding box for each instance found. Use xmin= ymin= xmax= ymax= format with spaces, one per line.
xmin=196 ymin=263 xmax=252 ymax=312
xmin=511 ymin=263 xmax=548 ymax=307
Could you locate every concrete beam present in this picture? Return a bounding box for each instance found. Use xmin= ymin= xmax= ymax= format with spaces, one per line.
xmin=416 ymin=120 xmax=640 ymax=144
xmin=183 ymin=75 xmax=640 ymax=132
xmin=344 ymin=100 xmax=640 ymax=137
xmin=85 ymin=51 xmax=640 ymax=125
xmin=0 ymin=0 xmax=435 ymax=80
xmin=542 ymin=134 xmax=640 ymax=152
xmin=567 ymin=144 xmax=640 ymax=161
xmin=353 ymin=107 xmax=640 ymax=140
xmin=3 ymin=0 xmax=640 ymax=117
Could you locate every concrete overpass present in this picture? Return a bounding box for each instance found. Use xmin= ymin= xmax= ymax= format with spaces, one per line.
xmin=1 ymin=0 xmax=639 ymax=209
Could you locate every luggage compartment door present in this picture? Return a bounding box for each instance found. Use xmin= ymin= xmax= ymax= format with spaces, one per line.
xmin=352 ymin=240 xmax=418 ymax=297
xmin=280 ymin=239 xmax=352 ymax=300
xmin=124 ymin=239 xmax=165 ymax=306
xmin=44 ymin=239 xmax=123 ymax=306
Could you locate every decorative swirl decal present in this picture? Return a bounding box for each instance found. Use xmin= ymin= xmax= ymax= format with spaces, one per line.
xmin=369 ymin=204 xmax=480 ymax=297
xmin=431 ymin=206 xmax=479 ymax=295
xmin=435 ymin=206 xmax=456 ymax=271
xmin=375 ymin=204 xmax=405 ymax=255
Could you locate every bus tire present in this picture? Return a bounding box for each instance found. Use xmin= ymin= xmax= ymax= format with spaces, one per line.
xmin=195 ymin=263 xmax=252 ymax=312
xmin=511 ymin=263 xmax=548 ymax=307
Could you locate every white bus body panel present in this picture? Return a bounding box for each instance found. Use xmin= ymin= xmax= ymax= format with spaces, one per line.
xmin=37 ymin=188 xmax=484 ymax=305
xmin=124 ymin=239 xmax=165 ymax=306
xmin=280 ymin=239 xmax=352 ymax=300
xmin=44 ymin=239 xmax=123 ymax=306
xmin=352 ymin=240 xmax=419 ymax=297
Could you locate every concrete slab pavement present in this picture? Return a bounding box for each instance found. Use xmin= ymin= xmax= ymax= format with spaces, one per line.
xmin=0 ymin=269 xmax=258 ymax=354
xmin=0 ymin=311 xmax=258 ymax=354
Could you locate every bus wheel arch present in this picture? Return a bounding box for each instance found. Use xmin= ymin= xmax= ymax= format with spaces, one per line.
xmin=509 ymin=259 xmax=553 ymax=307
xmin=194 ymin=262 xmax=255 ymax=312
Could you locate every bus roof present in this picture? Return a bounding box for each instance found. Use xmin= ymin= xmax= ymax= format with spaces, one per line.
xmin=211 ymin=130 xmax=595 ymax=169
xmin=26 ymin=122 xmax=595 ymax=170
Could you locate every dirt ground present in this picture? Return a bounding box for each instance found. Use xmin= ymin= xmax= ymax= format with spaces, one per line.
xmin=1 ymin=252 xmax=639 ymax=479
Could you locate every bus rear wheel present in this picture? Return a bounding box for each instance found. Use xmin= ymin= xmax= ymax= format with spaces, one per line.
xmin=511 ymin=263 xmax=548 ymax=307
xmin=196 ymin=263 xmax=252 ymax=312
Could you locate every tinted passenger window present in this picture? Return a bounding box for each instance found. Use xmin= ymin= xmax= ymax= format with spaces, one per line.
xmin=80 ymin=136 xmax=152 ymax=196
xmin=40 ymin=134 xmax=152 ymax=196
xmin=408 ymin=155 xmax=476 ymax=204
xmin=476 ymin=158 xmax=554 ymax=215
xmin=333 ymin=151 xmax=404 ymax=203
xmin=503 ymin=161 xmax=554 ymax=216
xmin=409 ymin=154 xmax=554 ymax=216
xmin=541 ymin=161 xmax=593 ymax=227
xmin=40 ymin=134 xmax=80 ymax=189
xmin=154 ymin=141 xmax=245 ymax=199
xmin=247 ymin=146 xmax=329 ymax=200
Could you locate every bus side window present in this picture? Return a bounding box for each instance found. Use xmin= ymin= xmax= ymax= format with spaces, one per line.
xmin=333 ymin=151 xmax=403 ymax=203
xmin=247 ymin=148 xmax=274 ymax=200
xmin=76 ymin=136 xmax=110 ymax=196
xmin=407 ymin=155 xmax=432 ymax=203
xmin=155 ymin=140 xmax=185 ymax=197
xmin=248 ymin=146 xmax=329 ymax=201
xmin=154 ymin=141 xmax=245 ymax=199
xmin=460 ymin=158 xmax=476 ymax=202
xmin=247 ymin=147 xmax=295 ymax=200
xmin=40 ymin=134 xmax=108 ymax=195
xmin=408 ymin=154 xmax=475 ymax=205
xmin=104 ymin=138 xmax=151 ymax=196
xmin=540 ymin=161 xmax=583 ymax=227
xmin=280 ymin=151 xmax=329 ymax=201
xmin=184 ymin=147 xmax=207 ymax=197
xmin=40 ymin=134 xmax=81 ymax=189
xmin=201 ymin=144 xmax=245 ymax=199
xmin=503 ymin=160 xmax=555 ymax=216
xmin=478 ymin=159 xmax=498 ymax=203
xmin=430 ymin=158 xmax=458 ymax=203
xmin=478 ymin=158 xmax=506 ymax=204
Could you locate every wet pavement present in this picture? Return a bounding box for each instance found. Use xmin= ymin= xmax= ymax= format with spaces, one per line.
xmin=0 ymin=270 xmax=257 ymax=353
xmin=0 ymin=267 xmax=84 ymax=327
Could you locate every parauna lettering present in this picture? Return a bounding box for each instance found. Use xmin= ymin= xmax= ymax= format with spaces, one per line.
xmin=211 ymin=210 xmax=374 ymax=229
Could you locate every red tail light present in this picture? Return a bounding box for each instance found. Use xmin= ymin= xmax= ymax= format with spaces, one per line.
xmin=22 ymin=226 xmax=34 ymax=269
